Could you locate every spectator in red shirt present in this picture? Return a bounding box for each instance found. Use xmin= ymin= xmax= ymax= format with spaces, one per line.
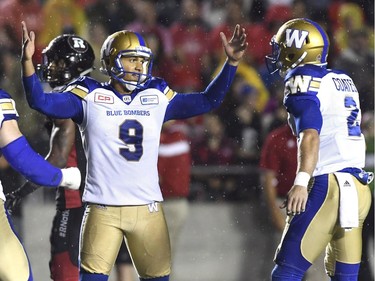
xmin=191 ymin=113 xmax=238 ymax=201
xmin=208 ymin=0 xmax=270 ymax=67
xmin=168 ymin=0 xmax=211 ymax=91
xmin=158 ymin=121 xmax=191 ymax=242
xmin=158 ymin=120 xmax=191 ymax=279
xmin=0 ymin=0 xmax=43 ymax=54
xmin=126 ymin=0 xmax=173 ymax=58
xmin=259 ymin=123 xmax=297 ymax=232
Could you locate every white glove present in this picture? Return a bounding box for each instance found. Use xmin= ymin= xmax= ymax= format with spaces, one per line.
xmin=60 ymin=167 xmax=81 ymax=190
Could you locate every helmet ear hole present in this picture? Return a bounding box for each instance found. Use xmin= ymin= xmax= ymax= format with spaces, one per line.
xmin=288 ymin=54 xmax=295 ymax=60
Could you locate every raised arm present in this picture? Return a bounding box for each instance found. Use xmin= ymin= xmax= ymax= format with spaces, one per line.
xmin=165 ymin=24 xmax=248 ymax=121
xmin=20 ymin=21 xmax=83 ymax=120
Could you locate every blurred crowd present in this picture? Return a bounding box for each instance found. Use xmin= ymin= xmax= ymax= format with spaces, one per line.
xmin=0 ymin=0 xmax=373 ymax=202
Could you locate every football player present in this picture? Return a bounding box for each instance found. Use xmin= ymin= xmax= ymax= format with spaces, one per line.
xmin=0 ymin=88 xmax=80 ymax=281
xmin=7 ymin=34 xmax=94 ymax=281
xmin=20 ymin=21 xmax=247 ymax=281
xmin=265 ymin=18 xmax=373 ymax=281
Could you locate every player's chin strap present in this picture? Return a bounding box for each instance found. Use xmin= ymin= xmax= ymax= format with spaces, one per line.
xmin=80 ymin=67 xmax=94 ymax=77
xmin=124 ymin=80 xmax=140 ymax=91
xmin=110 ymin=69 xmax=148 ymax=91
xmin=291 ymin=51 xmax=307 ymax=69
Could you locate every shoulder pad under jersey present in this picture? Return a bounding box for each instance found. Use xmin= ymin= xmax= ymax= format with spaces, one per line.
xmin=0 ymin=89 xmax=18 ymax=126
xmin=63 ymin=76 xmax=103 ymax=99
xmin=146 ymin=77 xmax=176 ymax=101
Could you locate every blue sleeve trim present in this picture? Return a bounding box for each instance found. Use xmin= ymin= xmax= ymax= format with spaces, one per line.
xmin=0 ymin=89 xmax=11 ymax=99
xmin=285 ymin=98 xmax=322 ymax=135
xmin=165 ymin=62 xmax=237 ymax=121
xmin=203 ymin=62 xmax=237 ymax=107
xmin=1 ymin=136 xmax=62 ymax=187
xmin=22 ymin=74 xmax=83 ymax=121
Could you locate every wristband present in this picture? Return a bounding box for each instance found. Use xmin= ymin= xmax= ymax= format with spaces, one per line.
xmin=294 ymin=172 xmax=310 ymax=188
xmin=60 ymin=167 xmax=81 ymax=190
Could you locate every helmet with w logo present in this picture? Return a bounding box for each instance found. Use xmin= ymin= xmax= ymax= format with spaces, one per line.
xmin=100 ymin=30 xmax=153 ymax=91
xmin=266 ymin=18 xmax=330 ymax=77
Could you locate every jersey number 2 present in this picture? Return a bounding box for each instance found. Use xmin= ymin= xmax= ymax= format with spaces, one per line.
xmin=119 ymin=119 xmax=143 ymax=161
xmin=344 ymin=96 xmax=361 ymax=137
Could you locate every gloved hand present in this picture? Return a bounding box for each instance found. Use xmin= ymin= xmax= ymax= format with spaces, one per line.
xmin=5 ymin=181 xmax=40 ymax=213
xmin=5 ymin=190 xmax=22 ymax=213
xmin=60 ymin=167 xmax=81 ymax=190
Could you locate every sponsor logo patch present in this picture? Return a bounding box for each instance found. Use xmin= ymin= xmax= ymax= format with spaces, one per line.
xmin=95 ymin=93 xmax=114 ymax=104
xmin=141 ymin=95 xmax=159 ymax=105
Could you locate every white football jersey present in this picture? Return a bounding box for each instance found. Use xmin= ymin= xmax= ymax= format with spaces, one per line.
xmin=284 ymin=66 xmax=366 ymax=177
xmin=314 ymin=71 xmax=365 ymax=175
xmin=68 ymin=79 xmax=173 ymax=205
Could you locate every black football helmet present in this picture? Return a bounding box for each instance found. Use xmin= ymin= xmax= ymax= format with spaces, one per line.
xmin=37 ymin=34 xmax=95 ymax=87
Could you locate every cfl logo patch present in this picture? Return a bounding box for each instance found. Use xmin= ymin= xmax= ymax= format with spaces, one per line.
xmin=148 ymin=202 xmax=159 ymax=213
xmin=286 ymin=29 xmax=309 ymax=49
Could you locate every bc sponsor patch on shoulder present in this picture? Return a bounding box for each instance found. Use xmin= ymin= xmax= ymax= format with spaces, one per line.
xmin=141 ymin=95 xmax=159 ymax=105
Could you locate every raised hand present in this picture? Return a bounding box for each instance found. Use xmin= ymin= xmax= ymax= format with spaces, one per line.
xmin=21 ymin=21 xmax=37 ymax=77
xmin=220 ymin=24 xmax=248 ymax=66
xmin=5 ymin=190 xmax=23 ymax=214
xmin=21 ymin=21 xmax=36 ymax=62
